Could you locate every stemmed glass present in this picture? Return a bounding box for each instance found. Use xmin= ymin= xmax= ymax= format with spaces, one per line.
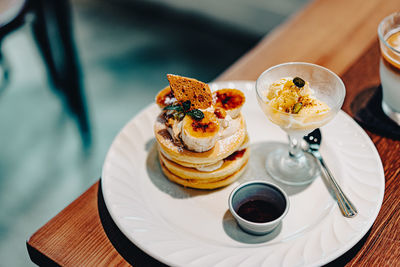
xmin=256 ymin=62 xmax=345 ymax=185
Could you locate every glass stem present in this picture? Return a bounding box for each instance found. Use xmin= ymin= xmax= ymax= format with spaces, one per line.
xmin=288 ymin=134 xmax=304 ymax=159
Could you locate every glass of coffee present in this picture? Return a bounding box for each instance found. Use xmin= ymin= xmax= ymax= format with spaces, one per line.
xmin=378 ymin=12 xmax=400 ymax=125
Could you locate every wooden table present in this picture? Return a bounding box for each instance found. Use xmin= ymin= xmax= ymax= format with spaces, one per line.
xmin=27 ymin=0 xmax=400 ymax=266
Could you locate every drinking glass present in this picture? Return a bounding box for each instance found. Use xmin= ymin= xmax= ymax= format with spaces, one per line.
xmin=378 ymin=12 xmax=400 ymax=125
xmin=256 ymin=62 xmax=345 ymax=185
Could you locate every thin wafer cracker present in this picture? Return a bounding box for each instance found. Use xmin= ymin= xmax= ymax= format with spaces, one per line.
xmin=167 ymin=74 xmax=212 ymax=109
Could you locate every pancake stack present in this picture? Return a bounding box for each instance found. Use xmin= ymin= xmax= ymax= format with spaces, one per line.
xmin=154 ymin=74 xmax=249 ymax=189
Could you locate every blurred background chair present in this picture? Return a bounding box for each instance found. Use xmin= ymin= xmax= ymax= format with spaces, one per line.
xmin=0 ymin=0 xmax=90 ymax=146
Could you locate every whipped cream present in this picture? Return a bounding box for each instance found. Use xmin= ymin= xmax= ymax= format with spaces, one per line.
xmin=167 ymin=120 xmax=183 ymax=144
xmin=219 ymin=115 xmax=241 ymax=139
xmin=164 ymin=96 xmax=177 ymax=106
xmin=195 ymin=160 xmax=224 ymax=172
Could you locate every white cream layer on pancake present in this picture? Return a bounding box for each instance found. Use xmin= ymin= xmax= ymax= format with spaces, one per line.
xmin=195 ymin=161 xmax=223 ymax=172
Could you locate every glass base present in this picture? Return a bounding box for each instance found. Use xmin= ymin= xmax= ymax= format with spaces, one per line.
xmin=382 ymin=101 xmax=400 ymax=126
xmin=266 ymin=147 xmax=320 ymax=186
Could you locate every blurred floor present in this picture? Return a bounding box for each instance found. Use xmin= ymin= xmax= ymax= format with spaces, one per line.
xmin=0 ymin=0 xmax=308 ymax=265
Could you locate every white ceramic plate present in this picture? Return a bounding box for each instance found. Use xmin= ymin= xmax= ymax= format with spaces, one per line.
xmin=102 ymin=81 xmax=385 ymax=267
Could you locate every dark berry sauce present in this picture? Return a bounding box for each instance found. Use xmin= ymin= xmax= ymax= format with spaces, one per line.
xmin=237 ymin=199 xmax=282 ymax=223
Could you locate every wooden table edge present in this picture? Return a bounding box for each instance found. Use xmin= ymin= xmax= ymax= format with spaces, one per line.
xmin=27 ymin=241 xmax=60 ymax=267
xmin=27 ymin=183 xmax=102 ymax=266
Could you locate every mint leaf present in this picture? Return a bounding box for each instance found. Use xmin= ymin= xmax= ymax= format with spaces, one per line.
xmin=182 ymin=100 xmax=191 ymax=112
xmin=187 ymin=109 xmax=204 ymax=121
xmin=164 ymin=105 xmax=183 ymax=112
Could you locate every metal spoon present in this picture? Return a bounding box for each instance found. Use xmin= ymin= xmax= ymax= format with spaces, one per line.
xmin=304 ymin=129 xmax=358 ymax=218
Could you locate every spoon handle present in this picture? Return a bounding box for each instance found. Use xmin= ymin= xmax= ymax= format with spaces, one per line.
xmin=318 ymin=157 xmax=358 ymax=218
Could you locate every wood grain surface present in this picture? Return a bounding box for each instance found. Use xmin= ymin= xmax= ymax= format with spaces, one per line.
xmin=27 ymin=0 xmax=400 ymax=266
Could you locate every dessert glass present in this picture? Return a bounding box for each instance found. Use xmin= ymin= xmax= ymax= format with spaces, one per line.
xmin=256 ymin=62 xmax=345 ymax=185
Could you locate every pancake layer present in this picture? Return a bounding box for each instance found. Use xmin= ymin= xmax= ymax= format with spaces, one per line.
xmin=159 ymin=156 xmax=249 ymax=189
xmin=159 ymin=148 xmax=249 ymax=181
